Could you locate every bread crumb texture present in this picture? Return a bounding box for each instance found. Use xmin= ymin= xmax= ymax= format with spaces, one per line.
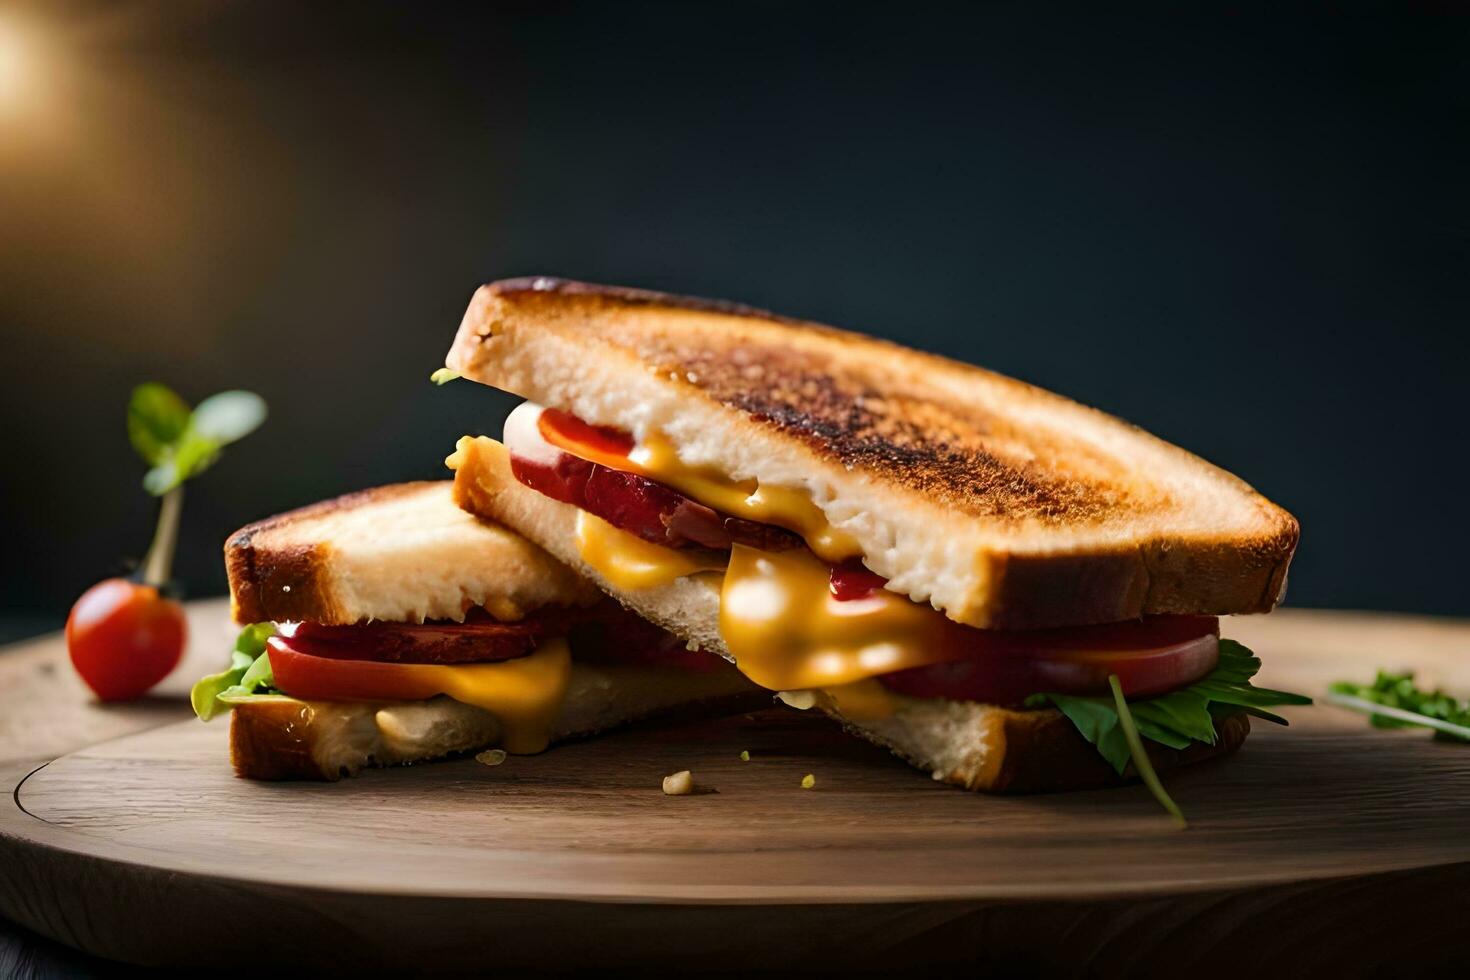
xmin=662 ymin=770 xmax=695 ymax=795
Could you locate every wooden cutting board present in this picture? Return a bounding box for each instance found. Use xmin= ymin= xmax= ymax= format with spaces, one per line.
xmin=2 ymin=601 xmax=1468 ymax=973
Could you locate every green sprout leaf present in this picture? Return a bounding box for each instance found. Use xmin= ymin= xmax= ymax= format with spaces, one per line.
xmin=430 ymin=367 xmax=461 ymax=385
xmin=132 ymin=386 xmax=267 ymax=496
xmin=127 ymin=383 xmax=192 ymax=465
xmin=191 ymin=390 xmax=268 ymax=445
xmin=143 ymin=433 xmax=222 ymax=496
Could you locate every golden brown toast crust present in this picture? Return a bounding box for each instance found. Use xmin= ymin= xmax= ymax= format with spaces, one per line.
xmin=225 ymin=481 xmax=598 ymax=626
xmin=927 ymin=705 xmax=1247 ymax=793
xmin=230 ymin=700 xmax=329 ymax=779
xmin=468 ymin=278 xmax=1289 ymax=529
xmin=446 ymin=280 xmax=1298 ymax=629
xmin=232 ymin=692 xmax=1248 ymax=789
xmin=225 ymin=484 xmax=416 ymax=626
xmin=229 ymin=689 xmax=769 ymax=782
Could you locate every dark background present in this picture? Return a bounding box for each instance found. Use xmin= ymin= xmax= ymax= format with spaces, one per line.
xmin=1 ymin=3 xmax=1466 ymax=641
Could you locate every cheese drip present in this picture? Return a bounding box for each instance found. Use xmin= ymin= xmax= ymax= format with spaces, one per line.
xmin=528 ymin=406 xmax=952 ymax=707
xmin=575 ymin=510 xmax=725 ymax=590
xmin=538 ymin=416 xmax=861 ymax=562
xmin=717 ymin=543 xmax=953 ymax=692
xmin=387 ymin=638 xmax=572 ymax=753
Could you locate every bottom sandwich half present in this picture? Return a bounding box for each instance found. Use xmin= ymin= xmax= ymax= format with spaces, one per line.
xmin=194 ymin=482 xmax=761 ymax=780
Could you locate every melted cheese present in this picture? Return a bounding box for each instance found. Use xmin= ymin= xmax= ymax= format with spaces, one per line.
xmin=401 ymin=637 xmax=572 ymax=753
xmin=575 ymin=511 xmax=726 ymax=590
xmin=717 ymin=543 xmax=952 ymax=694
xmin=540 ymin=419 xmax=861 ymax=562
xmin=534 ymin=406 xmax=946 ymax=709
xmin=632 ymin=435 xmax=862 ymax=561
xmin=821 ymin=679 xmax=898 ymax=721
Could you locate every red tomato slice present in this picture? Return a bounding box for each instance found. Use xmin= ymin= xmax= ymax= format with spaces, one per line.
xmin=539 ymin=408 xmax=634 ymax=458
xmin=268 ymin=635 xmax=451 ymax=702
xmin=509 ymin=450 xmax=595 ymax=507
xmin=278 ymin=618 xmax=547 ymax=665
xmin=882 ymin=616 xmax=1220 ymax=704
xmin=828 ymin=560 xmax=888 ymax=600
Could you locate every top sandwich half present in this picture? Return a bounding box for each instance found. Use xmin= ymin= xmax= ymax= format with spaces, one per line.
xmin=444 ymin=277 xmax=1298 ymax=631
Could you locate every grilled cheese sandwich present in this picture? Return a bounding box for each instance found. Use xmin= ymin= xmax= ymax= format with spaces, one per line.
xmin=442 ymin=277 xmax=1307 ymax=797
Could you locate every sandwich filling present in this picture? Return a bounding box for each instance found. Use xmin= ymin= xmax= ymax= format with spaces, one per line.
xmin=498 ymin=402 xmax=1229 ymax=715
xmin=193 ymin=600 xmax=721 ymax=754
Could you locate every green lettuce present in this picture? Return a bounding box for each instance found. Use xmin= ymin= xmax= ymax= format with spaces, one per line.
xmin=1028 ymin=639 xmax=1312 ymax=779
xmin=190 ymin=622 xmax=281 ymax=721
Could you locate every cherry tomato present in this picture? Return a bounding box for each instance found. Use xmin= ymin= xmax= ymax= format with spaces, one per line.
xmin=66 ymin=578 xmax=187 ymax=701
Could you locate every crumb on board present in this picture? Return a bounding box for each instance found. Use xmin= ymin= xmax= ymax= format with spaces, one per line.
xmin=801 ymin=773 xmax=816 ymax=790
xmin=739 ymin=750 xmax=750 ymax=762
xmin=475 ymin=748 xmax=507 ymax=766
xmin=662 ymin=770 xmax=694 ymax=795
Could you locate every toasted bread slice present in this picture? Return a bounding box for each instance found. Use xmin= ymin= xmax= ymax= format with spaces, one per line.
xmin=219 ymin=481 xmax=761 ymax=780
xmin=449 ymin=436 xmax=1249 ymax=791
xmin=225 ymin=481 xmax=600 ymax=626
xmin=445 ymin=277 xmax=1297 ymax=630
xmin=230 ymin=664 xmax=761 ymax=781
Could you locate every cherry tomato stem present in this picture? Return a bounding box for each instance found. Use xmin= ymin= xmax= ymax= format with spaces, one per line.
xmin=139 ymin=485 xmax=184 ymax=587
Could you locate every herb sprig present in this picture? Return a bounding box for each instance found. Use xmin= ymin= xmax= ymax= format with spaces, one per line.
xmin=127 ymin=383 xmax=266 ymax=587
xmin=129 ymin=384 xmax=267 ymax=496
xmin=1328 ymin=672 xmax=1470 ymax=742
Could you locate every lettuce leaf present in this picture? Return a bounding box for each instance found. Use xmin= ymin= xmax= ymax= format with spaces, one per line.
xmin=190 ymin=622 xmax=280 ymax=721
xmin=1028 ymin=640 xmax=1312 ymax=777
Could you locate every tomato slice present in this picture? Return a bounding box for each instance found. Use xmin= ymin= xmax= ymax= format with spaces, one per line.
xmin=511 ymin=450 xmax=801 ymax=553
xmin=828 ymin=560 xmax=888 ymax=600
xmin=881 ymin=616 xmax=1221 ymax=704
xmin=539 ymin=408 xmax=634 ymax=458
xmin=267 ymin=636 xmax=575 ymax=753
xmin=269 ymin=602 xmax=721 ymax=700
xmin=268 ymin=635 xmax=453 ymax=702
